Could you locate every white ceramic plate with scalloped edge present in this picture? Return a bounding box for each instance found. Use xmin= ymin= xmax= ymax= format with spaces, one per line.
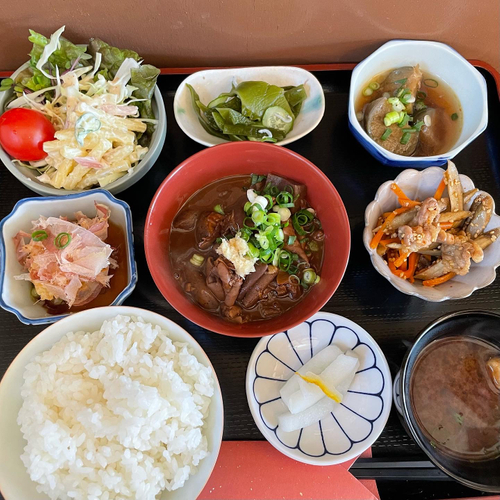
xmin=246 ymin=311 xmax=392 ymax=466
xmin=363 ymin=166 xmax=500 ymax=301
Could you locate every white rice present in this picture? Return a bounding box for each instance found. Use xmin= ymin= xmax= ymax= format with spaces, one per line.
xmin=17 ymin=314 xmax=214 ymax=500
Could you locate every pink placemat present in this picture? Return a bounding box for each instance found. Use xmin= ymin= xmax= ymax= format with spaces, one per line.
xmin=198 ymin=441 xmax=379 ymax=500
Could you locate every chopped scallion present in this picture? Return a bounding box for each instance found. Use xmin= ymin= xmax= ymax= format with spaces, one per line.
xmin=383 ymin=111 xmax=401 ymax=127
xmin=31 ymin=230 xmax=48 ymax=242
xmin=369 ymin=81 xmax=380 ymax=90
xmin=302 ymin=268 xmax=317 ymax=286
xmin=381 ymin=128 xmax=392 ymax=141
xmin=393 ymin=78 xmax=408 ymax=85
xmin=214 ymin=204 xmax=224 ymax=215
xmin=362 ymin=87 xmax=374 ymax=97
xmin=400 ymin=132 xmax=412 ymax=145
xmin=54 ymin=232 xmax=72 ymax=249
xmin=451 ymin=113 xmax=458 ymax=121
xmin=190 ymin=254 xmax=205 ymax=266
xmin=288 ymin=235 xmax=297 ymax=245
xmin=423 ymin=78 xmax=438 ymax=88
xmin=417 ymin=91 xmax=427 ymax=99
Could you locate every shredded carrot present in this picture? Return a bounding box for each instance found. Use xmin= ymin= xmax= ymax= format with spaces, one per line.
xmin=439 ymin=221 xmax=453 ymax=230
xmin=387 ymin=254 xmax=406 ymax=278
xmin=391 ymin=183 xmax=411 ymax=201
xmin=370 ymin=208 xmax=411 ymax=249
xmin=423 ymin=272 xmax=456 ymax=287
xmin=402 ymin=252 xmax=418 ymax=283
xmin=379 ymin=237 xmax=400 ymax=246
xmin=433 ymin=177 xmax=447 ymax=200
xmin=394 ymin=251 xmax=410 ymax=268
xmin=398 ymin=198 xmax=421 ymax=208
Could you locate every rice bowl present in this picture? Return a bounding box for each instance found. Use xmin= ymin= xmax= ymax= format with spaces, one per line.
xmin=0 ymin=306 xmax=223 ymax=500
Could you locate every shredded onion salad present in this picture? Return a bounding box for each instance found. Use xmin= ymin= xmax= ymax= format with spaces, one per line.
xmin=6 ymin=26 xmax=158 ymax=190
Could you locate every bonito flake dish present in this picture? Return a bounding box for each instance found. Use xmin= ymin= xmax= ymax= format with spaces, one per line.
xmin=14 ymin=203 xmax=116 ymax=309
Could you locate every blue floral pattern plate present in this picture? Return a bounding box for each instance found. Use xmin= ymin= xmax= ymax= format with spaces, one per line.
xmin=246 ymin=312 xmax=392 ymax=465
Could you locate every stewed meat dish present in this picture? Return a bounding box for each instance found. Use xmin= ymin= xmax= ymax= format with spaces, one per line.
xmin=170 ymin=174 xmax=324 ymax=323
xmin=356 ymin=66 xmax=462 ymax=156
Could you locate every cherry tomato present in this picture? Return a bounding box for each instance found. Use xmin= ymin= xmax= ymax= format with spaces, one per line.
xmin=0 ymin=108 xmax=55 ymax=161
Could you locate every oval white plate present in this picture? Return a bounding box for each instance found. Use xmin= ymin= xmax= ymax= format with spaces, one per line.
xmin=363 ymin=166 xmax=500 ymax=301
xmin=0 ymin=306 xmax=224 ymax=500
xmin=246 ymin=311 xmax=392 ymax=466
xmin=173 ymin=66 xmax=325 ymax=147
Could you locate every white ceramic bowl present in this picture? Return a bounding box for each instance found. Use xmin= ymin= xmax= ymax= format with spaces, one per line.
xmin=0 ymin=62 xmax=167 ymax=196
xmin=0 ymin=190 xmax=137 ymax=324
xmin=0 ymin=306 xmax=224 ymax=500
xmin=173 ymin=66 xmax=325 ymax=147
xmin=348 ymin=40 xmax=488 ymax=168
xmin=246 ymin=311 xmax=392 ymax=466
xmin=363 ymin=167 xmax=500 ymax=301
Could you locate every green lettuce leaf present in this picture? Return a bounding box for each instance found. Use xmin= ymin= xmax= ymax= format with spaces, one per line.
xmin=28 ymin=29 xmax=90 ymax=71
xmin=89 ymin=38 xmax=140 ymax=80
xmin=130 ymin=64 xmax=160 ymax=145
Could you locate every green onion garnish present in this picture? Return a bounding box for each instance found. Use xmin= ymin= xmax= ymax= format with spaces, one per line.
xmin=414 ymin=101 xmax=427 ymax=111
xmin=394 ymin=78 xmax=408 ymax=85
xmin=413 ymin=120 xmax=425 ymax=132
xmin=302 ymin=268 xmax=317 ymax=286
xmin=362 ymin=87 xmax=374 ymax=97
xmin=54 ymin=232 xmax=72 ymax=249
xmin=398 ymin=113 xmax=410 ymax=128
xmin=276 ymin=191 xmax=294 ymax=206
xmin=250 ymin=174 xmax=266 ymax=186
xmin=252 ymin=210 xmax=266 ymax=226
xmin=417 ymin=91 xmax=427 ymax=99
xmin=247 ymin=242 xmax=260 ymax=259
xmin=31 ymin=230 xmax=48 ymax=242
xmin=243 ymin=201 xmax=252 ymax=213
xmin=423 ymin=78 xmax=438 ymax=88
xmin=265 ymin=213 xmax=281 ymax=226
xmin=292 ymin=209 xmax=315 ymax=236
xmin=381 ymin=128 xmax=392 ymax=141
xmin=288 ymin=235 xmax=297 ymax=245
xmin=451 ymin=113 xmax=459 ymax=121
xmin=308 ymin=240 xmax=319 ymax=252
xmin=214 ymin=204 xmax=224 ymax=215
xmin=190 ymin=254 xmax=205 ymax=266
xmin=369 ymin=82 xmax=380 ymax=90
xmin=400 ymin=132 xmax=411 ymax=145
xmin=216 ymin=237 xmax=223 ymax=243
xmin=383 ymin=111 xmax=401 ymax=127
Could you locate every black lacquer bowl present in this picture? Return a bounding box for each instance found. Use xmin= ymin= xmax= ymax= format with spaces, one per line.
xmin=399 ymin=310 xmax=500 ymax=492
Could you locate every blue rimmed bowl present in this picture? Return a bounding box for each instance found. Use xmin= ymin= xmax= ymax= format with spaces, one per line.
xmin=348 ymin=40 xmax=488 ymax=168
xmin=246 ymin=311 xmax=392 ymax=465
xmin=0 ymin=190 xmax=137 ymax=325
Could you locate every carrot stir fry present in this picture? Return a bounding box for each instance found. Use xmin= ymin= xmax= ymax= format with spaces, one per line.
xmin=370 ymin=161 xmax=500 ymax=288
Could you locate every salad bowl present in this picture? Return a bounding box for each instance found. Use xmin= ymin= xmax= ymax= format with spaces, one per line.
xmin=0 ymin=62 xmax=166 ymax=196
xmin=173 ymin=66 xmax=325 ymax=147
xmin=349 ymin=40 xmax=488 ymax=168
xmin=363 ymin=167 xmax=500 ymax=301
xmin=0 ymin=190 xmax=137 ymax=324
xmin=246 ymin=312 xmax=392 ymax=466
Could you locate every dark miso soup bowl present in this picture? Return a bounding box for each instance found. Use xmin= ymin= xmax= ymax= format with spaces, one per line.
xmin=399 ymin=310 xmax=500 ymax=492
xmin=144 ymin=142 xmax=350 ymax=337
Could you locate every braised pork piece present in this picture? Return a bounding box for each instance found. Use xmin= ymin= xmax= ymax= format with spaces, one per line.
xmin=356 ymin=66 xmax=462 ymax=156
xmin=170 ymin=174 xmax=324 ymax=323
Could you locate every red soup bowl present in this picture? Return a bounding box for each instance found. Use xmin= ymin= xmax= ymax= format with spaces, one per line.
xmin=144 ymin=142 xmax=350 ymax=337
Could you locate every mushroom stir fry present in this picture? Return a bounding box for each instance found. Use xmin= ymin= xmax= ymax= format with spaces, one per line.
xmin=370 ymin=161 xmax=499 ymax=286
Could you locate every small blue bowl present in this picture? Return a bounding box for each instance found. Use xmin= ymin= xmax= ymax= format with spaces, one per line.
xmin=0 ymin=190 xmax=137 ymax=325
xmin=348 ymin=40 xmax=488 ymax=168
